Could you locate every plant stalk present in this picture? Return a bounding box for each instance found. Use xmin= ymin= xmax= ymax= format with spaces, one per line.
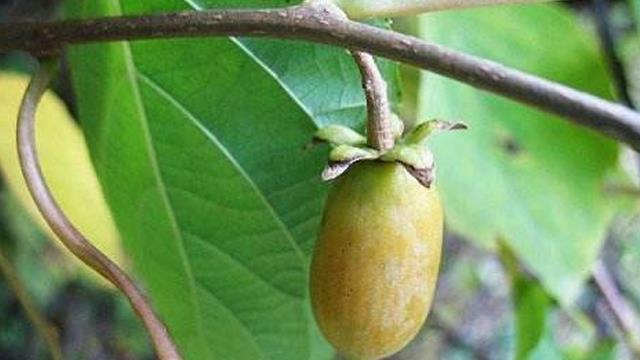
xmin=16 ymin=59 xmax=181 ymax=360
xmin=351 ymin=51 xmax=394 ymax=151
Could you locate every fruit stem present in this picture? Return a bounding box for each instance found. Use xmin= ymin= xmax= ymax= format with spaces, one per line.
xmin=351 ymin=51 xmax=394 ymax=151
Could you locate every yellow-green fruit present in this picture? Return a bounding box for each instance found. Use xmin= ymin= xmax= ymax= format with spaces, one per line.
xmin=310 ymin=162 xmax=443 ymax=360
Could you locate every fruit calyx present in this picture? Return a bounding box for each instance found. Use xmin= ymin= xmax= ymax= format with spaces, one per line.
xmin=314 ymin=117 xmax=467 ymax=188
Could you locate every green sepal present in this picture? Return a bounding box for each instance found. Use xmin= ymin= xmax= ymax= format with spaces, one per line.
xmin=315 ymin=120 xmax=465 ymax=188
xmin=323 ymin=145 xmax=379 ymax=181
xmin=404 ymin=119 xmax=467 ymax=146
xmin=314 ymin=124 xmax=367 ymax=146
xmin=381 ymin=144 xmax=433 ymax=169
xmin=381 ymin=144 xmax=436 ymax=187
xmin=329 ymin=144 xmax=378 ymax=162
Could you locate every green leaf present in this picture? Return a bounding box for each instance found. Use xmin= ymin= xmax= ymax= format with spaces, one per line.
xmin=416 ymin=4 xmax=619 ymax=306
xmin=65 ymin=0 xmax=396 ymax=359
xmin=500 ymin=243 xmax=552 ymax=360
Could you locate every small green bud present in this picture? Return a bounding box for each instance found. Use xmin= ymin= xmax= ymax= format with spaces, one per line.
xmin=404 ymin=119 xmax=467 ymax=146
xmin=329 ymin=145 xmax=378 ymax=162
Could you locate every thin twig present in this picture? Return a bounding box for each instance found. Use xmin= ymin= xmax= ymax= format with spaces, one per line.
xmin=592 ymin=260 xmax=640 ymax=354
xmin=0 ymin=247 xmax=63 ymax=360
xmin=351 ymin=51 xmax=394 ymax=151
xmin=591 ymin=0 xmax=640 ymax=178
xmin=591 ymin=7 xmax=640 ymax=354
xmin=16 ymin=60 xmax=181 ymax=360
xmin=1 ymin=4 xmax=640 ymax=150
xmin=592 ymin=0 xmax=635 ymax=108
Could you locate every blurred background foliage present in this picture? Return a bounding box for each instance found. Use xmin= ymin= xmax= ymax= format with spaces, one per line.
xmin=1 ymin=0 xmax=640 ymax=359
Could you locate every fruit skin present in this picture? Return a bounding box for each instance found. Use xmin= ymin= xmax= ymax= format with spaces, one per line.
xmin=310 ymin=161 xmax=443 ymax=360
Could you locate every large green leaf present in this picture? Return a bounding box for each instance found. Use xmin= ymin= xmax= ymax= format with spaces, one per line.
xmin=65 ymin=0 xmax=396 ymax=359
xmin=416 ymin=4 xmax=619 ymax=306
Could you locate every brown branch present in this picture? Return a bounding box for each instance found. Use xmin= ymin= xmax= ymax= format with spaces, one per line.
xmin=592 ymin=260 xmax=640 ymax=354
xmin=0 ymin=247 xmax=63 ymax=360
xmin=351 ymin=51 xmax=394 ymax=151
xmin=1 ymin=3 xmax=640 ymax=150
xmin=16 ymin=60 xmax=181 ymax=360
